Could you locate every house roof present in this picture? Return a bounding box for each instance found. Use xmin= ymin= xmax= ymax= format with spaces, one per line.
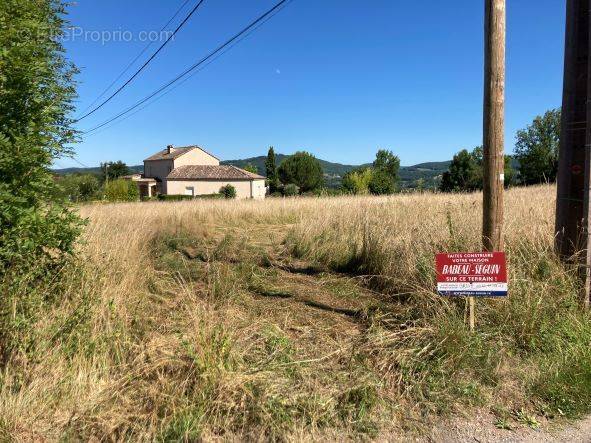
xmin=144 ymin=145 xmax=220 ymax=162
xmin=167 ymin=165 xmax=265 ymax=181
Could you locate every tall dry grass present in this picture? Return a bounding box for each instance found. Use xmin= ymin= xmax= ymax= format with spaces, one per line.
xmin=0 ymin=184 xmax=589 ymax=440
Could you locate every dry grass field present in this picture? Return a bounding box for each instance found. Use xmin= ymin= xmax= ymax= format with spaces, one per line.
xmin=1 ymin=185 xmax=590 ymax=441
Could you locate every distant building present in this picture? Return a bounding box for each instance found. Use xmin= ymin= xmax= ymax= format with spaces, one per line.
xmin=129 ymin=145 xmax=266 ymax=199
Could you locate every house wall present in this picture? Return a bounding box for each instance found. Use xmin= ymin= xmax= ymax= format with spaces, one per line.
xmin=251 ymin=179 xmax=266 ymax=200
xmin=173 ymin=149 xmax=219 ymax=167
xmin=144 ymin=159 xmax=174 ymax=192
xmin=166 ymin=180 xmax=264 ymax=199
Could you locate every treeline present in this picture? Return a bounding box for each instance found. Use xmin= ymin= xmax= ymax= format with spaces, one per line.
xmin=55 ymin=160 xmax=138 ymax=202
xmin=440 ymin=109 xmax=560 ymax=192
xmin=264 ymin=147 xmax=401 ymax=196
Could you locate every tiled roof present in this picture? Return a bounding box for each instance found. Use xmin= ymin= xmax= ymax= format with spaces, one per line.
xmin=167 ymin=165 xmax=265 ymax=180
xmin=144 ymin=145 xmax=220 ymax=161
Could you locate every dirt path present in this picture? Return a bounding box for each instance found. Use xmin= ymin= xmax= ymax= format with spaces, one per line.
xmin=428 ymin=412 xmax=591 ymax=442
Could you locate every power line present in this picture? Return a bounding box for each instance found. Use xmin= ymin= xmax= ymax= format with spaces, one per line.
xmin=71 ymin=157 xmax=91 ymax=168
xmin=83 ymin=0 xmax=292 ymax=135
xmin=77 ymin=0 xmax=207 ymax=122
xmin=80 ymin=0 xmax=194 ymax=115
xmin=84 ymin=0 xmax=288 ymax=138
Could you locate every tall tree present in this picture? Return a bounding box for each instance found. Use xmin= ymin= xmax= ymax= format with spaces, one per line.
xmin=441 ymin=147 xmax=515 ymax=192
xmin=265 ymin=146 xmax=280 ymax=193
xmin=371 ymin=149 xmax=400 ymax=195
xmin=514 ymin=109 xmax=561 ymax=185
xmin=278 ymin=151 xmax=324 ymax=193
xmin=373 ymin=149 xmax=401 ymax=181
xmin=0 ymin=0 xmax=82 ymax=280
xmin=101 ymin=160 xmax=130 ymax=182
xmin=440 ymin=149 xmax=480 ymax=192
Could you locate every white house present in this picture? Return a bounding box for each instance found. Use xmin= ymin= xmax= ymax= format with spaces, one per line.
xmin=130 ymin=145 xmax=266 ymax=199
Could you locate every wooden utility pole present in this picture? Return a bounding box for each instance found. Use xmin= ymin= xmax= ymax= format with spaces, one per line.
xmin=555 ymin=0 xmax=591 ymax=308
xmin=470 ymin=0 xmax=505 ymax=331
xmin=482 ymin=0 xmax=506 ymax=253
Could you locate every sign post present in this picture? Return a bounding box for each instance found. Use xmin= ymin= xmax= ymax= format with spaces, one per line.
xmin=437 ymin=252 xmax=508 ymax=330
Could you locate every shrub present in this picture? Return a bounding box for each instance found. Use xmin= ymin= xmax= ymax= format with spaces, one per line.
xmin=219 ymin=184 xmax=237 ymax=199
xmin=0 ymin=0 xmax=83 ymax=362
xmin=157 ymin=194 xmax=226 ymax=202
xmin=104 ymin=179 xmax=139 ymax=202
xmin=157 ymin=194 xmax=194 ymax=201
xmin=59 ymin=173 xmax=100 ymax=202
xmin=283 ymin=184 xmax=300 ymax=196
xmin=342 ymin=168 xmax=373 ymax=195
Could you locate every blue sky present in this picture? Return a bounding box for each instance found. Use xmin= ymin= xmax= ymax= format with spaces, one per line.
xmin=61 ymin=0 xmax=565 ymax=168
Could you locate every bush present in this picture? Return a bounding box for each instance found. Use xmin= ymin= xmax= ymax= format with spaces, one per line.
xmin=59 ymin=173 xmax=100 ymax=202
xmin=157 ymin=194 xmax=194 ymax=202
xmin=0 ymin=0 xmax=83 ymax=363
xmin=283 ymin=184 xmax=300 ymax=197
xmin=368 ymin=170 xmax=396 ymax=195
xmin=342 ymin=168 xmax=373 ymax=195
xmin=157 ymin=194 xmax=225 ymax=202
xmin=104 ymin=179 xmax=139 ymax=202
xmin=219 ymin=184 xmax=237 ymax=199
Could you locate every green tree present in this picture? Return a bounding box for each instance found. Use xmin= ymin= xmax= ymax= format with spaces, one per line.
xmin=471 ymin=146 xmax=516 ymax=188
xmin=278 ymin=151 xmax=324 ymax=193
xmin=265 ymin=146 xmax=280 ymax=193
xmin=373 ymin=149 xmax=400 ymax=184
xmin=0 ymin=0 xmax=82 ymax=281
xmin=441 ymin=146 xmax=516 ymax=192
xmin=342 ymin=168 xmax=373 ymax=195
xmin=370 ymin=149 xmax=400 ymax=195
xmin=440 ymin=149 xmax=480 ymax=192
xmin=503 ymin=156 xmax=516 ymax=187
xmin=369 ymin=170 xmax=396 ymax=195
xmin=414 ymin=178 xmax=426 ymax=192
xmin=243 ymin=163 xmax=258 ymax=174
xmin=104 ymin=180 xmax=139 ymax=202
xmin=101 ymin=160 xmax=130 ymax=182
xmin=59 ymin=174 xmax=100 ymax=202
xmin=514 ymin=109 xmax=561 ymax=184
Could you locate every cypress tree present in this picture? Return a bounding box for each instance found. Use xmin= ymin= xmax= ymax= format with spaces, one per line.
xmin=265 ymin=146 xmax=280 ymax=193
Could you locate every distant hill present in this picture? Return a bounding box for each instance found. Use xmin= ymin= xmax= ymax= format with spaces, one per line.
xmin=222 ymin=156 xmax=450 ymax=189
xmin=53 ymin=165 xmax=144 ymax=175
xmin=221 ymin=154 xmax=359 ymax=177
xmin=52 ymin=155 xmax=452 ymax=189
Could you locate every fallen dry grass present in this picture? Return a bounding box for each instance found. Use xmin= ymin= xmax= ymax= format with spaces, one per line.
xmin=1 ymin=184 xmax=590 ymax=441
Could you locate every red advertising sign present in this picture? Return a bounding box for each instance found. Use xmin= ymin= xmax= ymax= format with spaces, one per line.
xmin=436 ymin=252 xmax=508 ymax=297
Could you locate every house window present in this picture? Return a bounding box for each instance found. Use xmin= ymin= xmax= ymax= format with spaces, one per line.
xmin=185 ymin=186 xmax=194 ymax=197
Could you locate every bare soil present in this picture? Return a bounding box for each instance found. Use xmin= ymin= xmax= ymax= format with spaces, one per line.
xmin=428 ymin=412 xmax=591 ymax=443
